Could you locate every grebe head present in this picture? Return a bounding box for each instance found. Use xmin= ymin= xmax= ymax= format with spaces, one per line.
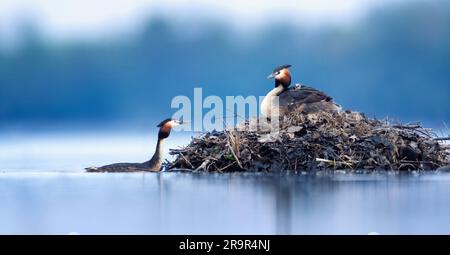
xmin=267 ymin=64 xmax=292 ymax=89
xmin=157 ymin=118 xmax=183 ymax=139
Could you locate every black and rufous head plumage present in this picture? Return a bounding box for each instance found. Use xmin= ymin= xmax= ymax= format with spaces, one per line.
xmin=267 ymin=64 xmax=292 ymax=89
xmin=157 ymin=118 xmax=182 ymax=140
xmin=272 ymin=64 xmax=292 ymax=74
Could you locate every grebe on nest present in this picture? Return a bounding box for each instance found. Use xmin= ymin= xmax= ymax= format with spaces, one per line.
xmin=86 ymin=118 xmax=182 ymax=172
xmin=261 ymin=64 xmax=341 ymax=118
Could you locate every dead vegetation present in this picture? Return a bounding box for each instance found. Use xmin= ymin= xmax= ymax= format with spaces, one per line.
xmin=168 ymin=111 xmax=450 ymax=172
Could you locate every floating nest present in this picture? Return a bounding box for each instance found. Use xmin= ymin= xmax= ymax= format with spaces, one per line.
xmin=168 ymin=111 xmax=450 ymax=172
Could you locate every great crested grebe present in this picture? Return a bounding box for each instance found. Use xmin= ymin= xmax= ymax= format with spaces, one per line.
xmin=85 ymin=118 xmax=182 ymax=172
xmin=261 ymin=64 xmax=341 ymax=118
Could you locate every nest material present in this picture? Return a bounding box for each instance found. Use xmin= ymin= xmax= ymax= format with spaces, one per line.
xmin=168 ymin=111 xmax=450 ymax=172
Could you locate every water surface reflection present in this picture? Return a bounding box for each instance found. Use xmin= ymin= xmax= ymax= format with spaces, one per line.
xmin=1 ymin=172 xmax=450 ymax=234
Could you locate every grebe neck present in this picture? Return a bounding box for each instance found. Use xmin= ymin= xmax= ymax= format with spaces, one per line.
xmin=260 ymin=86 xmax=285 ymax=117
xmin=145 ymin=138 xmax=164 ymax=171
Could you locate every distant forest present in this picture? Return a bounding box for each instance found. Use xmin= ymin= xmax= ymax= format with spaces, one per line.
xmin=1 ymin=1 xmax=449 ymax=128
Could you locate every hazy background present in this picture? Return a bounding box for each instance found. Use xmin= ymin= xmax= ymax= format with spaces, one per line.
xmin=1 ymin=0 xmax=450 ymax=235
xmin=1 ymin=0 xmax=449 ymax=131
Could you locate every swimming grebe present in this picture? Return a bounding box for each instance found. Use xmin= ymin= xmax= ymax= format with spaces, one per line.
xmin=85 ymin=118 xmax=182 ymax=172
xmin=261 ymin=64 xmax=341 ymax=118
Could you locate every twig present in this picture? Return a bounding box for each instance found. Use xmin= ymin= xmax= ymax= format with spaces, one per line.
xmin=216 ymin=161 xmax=236 ymax=172
xmin=225 ymin=129 xmax=244 ymax=169
xmin=179 ymin=153 xmax=194 ymax=169
xmin=227 ymin=143 xmax=243 ymax=169
xmin=434 ymin=137 xmax=450 ymax=141
xmin=392 ymin=124 xmax=422 ymax=129
xmin=196 ymin=159 xmax=210 ymax=171
xmin=315 ymin=157 xmax=355 ymax=167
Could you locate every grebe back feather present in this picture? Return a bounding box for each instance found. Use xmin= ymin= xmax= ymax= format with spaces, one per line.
xmin=279 ymin=84 xmax=342 ymax=114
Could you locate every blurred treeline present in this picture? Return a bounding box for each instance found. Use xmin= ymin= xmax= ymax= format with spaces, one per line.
xmin=0 ymin=1 xmax=449 ymax=128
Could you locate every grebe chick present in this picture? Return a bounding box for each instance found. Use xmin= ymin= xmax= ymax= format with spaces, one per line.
xmin=261 ymin=64 xmax=341 ymax=118
xmin=85 ymin=119 xmax=182 ymax=172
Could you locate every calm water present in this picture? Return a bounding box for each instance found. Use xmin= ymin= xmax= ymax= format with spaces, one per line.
xmin=1 ymin=132 xmax=450 ymax=234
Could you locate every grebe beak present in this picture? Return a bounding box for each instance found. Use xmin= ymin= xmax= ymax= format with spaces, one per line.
xmin=267 ymin=73 xmax=275 ymax=79
xmin=173 ymin=119 xmax=188 ymax=126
